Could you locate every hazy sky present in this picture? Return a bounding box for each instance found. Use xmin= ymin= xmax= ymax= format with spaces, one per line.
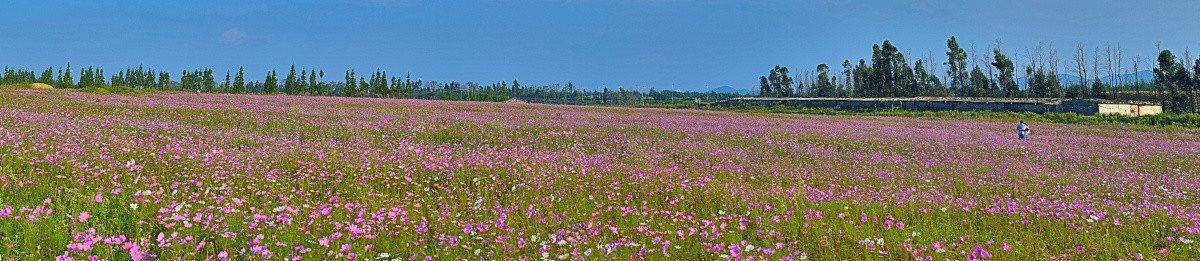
xmin=2 ymin=0 xmax=1199 ymax=92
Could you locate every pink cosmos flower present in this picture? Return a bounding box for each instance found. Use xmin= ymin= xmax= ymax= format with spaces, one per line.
xmin=56 ymin=251 xmax=74 ymax=261
xmin=130 ymin=244 xmax=145 ymax=261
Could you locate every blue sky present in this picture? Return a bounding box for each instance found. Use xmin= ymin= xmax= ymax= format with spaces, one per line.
xmin=2 ymin=0 xmax=1199 ymax=92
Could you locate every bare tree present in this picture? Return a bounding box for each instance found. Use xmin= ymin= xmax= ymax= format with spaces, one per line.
xmin=806 ymin=70 xmax=815 ymax=97
xmin=1154 ymin=42 xmax=1162 ymax=104
xmin=1185 ymin=47 xmax=1195 ymax=70
xmin=1024 ymin=46 xmax=1037 ymax=92
xmin=1105 ymin=43 xmax=1114 ymax=86
xmin=1133 ymin=56 xmax=1142 ymax=101
xmin=987 ymin=40 xmax=998 ymax=85
xmin=1187 ymin=47 xmax=1198 ymax=113
xmin=1074 ymin=44 xmax=1089 ymax=88
xmin=970 ymin=42 xmax=978 ymax=68
xmin=1010 ymin=47 xmax=1022 ymax=94
xmin=793 ymin=71 xmax=801 ymax=97
xmin=927 ymin=51 xmax=939 ymax=80
xmin=1093 ymin=46 xmax=1101 ymax=88
xmin=1048 ymin=45 xmax=1061 ymax=98
xmin=1115 ymin=44 xmax=1124 ymax=88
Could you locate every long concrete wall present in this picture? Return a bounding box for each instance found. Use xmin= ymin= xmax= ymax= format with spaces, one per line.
xmin=706 ymin=98 xmax=1060 ymax=113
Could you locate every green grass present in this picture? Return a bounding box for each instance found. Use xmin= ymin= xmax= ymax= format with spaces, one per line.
xmin=78 ymin=85 xmax=158 ymax=95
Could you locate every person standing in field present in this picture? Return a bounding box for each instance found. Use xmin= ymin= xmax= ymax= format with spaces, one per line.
xmin=1016 ymin=120 xmax=1031 ymax=141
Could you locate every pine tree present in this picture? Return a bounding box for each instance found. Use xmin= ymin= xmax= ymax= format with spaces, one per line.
xmin=285 ymin=65 xmax=297 ymax=95
xmin=56 ymin=68 xmax=64 ymax=87
xmin=511 ymin=79 xmax=520 ymax=98
xmin=233 ymin=67 xmax=245 ymax=94
xmin=159 ymin=72 xmax=170 ymax=90
xmin=222 ymin=71 xmax=231 ymax=92
xmin=359 ymin=76 xmax=368 ymax=97
xmin=264 ymin=70 xmax=278 ymax=94
xmin=372 ymin=70 xmax=389 ymax=98
xmin=96 ymin=68 xmax=106 ymax=86
xmin=343 ymin=70 xmax=358 ymax=97
xmin=390 ymin=77 xmax=402 ymax=98
xmin=298 ymin=68 xmax=309 ymax=95
xmin=63 ymin=64 xmax=74 ymax=88
xmin=39 ymin=67 xmax=54 ymax=85
xmin=203 ymin=69 xmax=215 ymax=92
xmin=309 ymin=70 xmax=317 ymax=95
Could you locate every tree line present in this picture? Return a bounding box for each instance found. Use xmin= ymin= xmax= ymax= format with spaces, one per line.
xmin=0 ymin=64 xmax=744 ymax=106
xmin=759 ymin=37 xmax=1200 ymax=113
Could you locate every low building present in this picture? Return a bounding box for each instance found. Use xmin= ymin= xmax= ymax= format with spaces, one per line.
xmin=1059 ymin=99 xmax=1163 ymax=116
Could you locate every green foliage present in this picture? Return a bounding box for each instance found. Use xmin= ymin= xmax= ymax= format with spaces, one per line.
xmin=78 ymin=85 xmax=153 ymax=95
xmin=992 ymin=49 xmax=1019 ymax=97
xmin=945 ymin=37 xmax=969 ymax=95
xmin=308 ymin=70 xmax=319 ymax=95
xmin=232 ymin=67 xmax=246 ymax=94
xmin=968 ymin=66 xmax=995 ymax=97
xmin=285 ymin=65 xmax=298 ymax=95
xmin=715 ymin=104 xmax=1200 ymax=128
xmin=358 ymin=76 xmax=368 ymax=97
xmin=867 ymin=40 xmax=905 ymax=97
xmin=202 ymin=69 xmax=214 ymax=92
xmin=815 ymin=64 xmax=835 ymax=97
xmin=263 ymin=70 xmax=278 ymax=94
xmin=369 ymin=70 xmax=389 ymax=98
xmin=759 ymin=66 xmax=794 ymax=97
xmin=221 ymin=71 xmax=231 ymax=93
xmin=158 ymin=72 xmax=170 ymax=90
xmin=1025 ymin=65 xmax=1063 ymax=98
xmin=1091 ymin=78 xmax=1108 ymax=99
xmin=1153 ymin=50 xmax=1198 ymax=113
xmin=63 ymin=64 xmax=74 ymax=88
xmin=341 ymin=70 xmax=358 ymax=97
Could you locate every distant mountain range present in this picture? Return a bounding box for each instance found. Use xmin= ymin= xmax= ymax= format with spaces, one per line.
xmin=709 ymin=86 xmax=756 ymax=95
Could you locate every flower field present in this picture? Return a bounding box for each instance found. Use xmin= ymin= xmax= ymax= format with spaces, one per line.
xmin=1 ymin=89 xmax=1199 ymax=260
